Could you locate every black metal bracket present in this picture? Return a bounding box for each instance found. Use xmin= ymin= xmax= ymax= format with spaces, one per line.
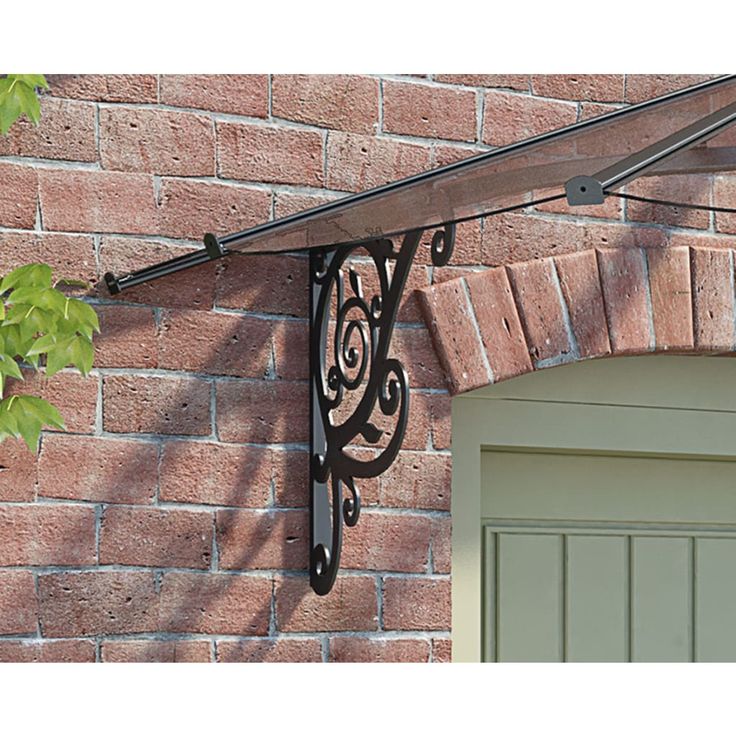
xmin=309 ymin=224 xmax=454 ymax=595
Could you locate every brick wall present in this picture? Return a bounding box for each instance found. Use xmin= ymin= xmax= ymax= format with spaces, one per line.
xmin=0 ymin=74 xmax=722 ymax=662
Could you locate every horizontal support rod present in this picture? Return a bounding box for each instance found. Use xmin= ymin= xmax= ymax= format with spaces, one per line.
xmin=595 ymin=101 xmax=736 ymax=191
xmin=104 ymin=233 xmax=226 ymax=294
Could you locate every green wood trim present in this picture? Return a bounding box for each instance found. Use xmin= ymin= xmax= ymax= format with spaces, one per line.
xmin=451 ymin=356 xmax=736 ymax=663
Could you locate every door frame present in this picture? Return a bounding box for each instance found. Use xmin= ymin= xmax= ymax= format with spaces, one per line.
xmin=451 ymin=356 xmax=736 ymax=662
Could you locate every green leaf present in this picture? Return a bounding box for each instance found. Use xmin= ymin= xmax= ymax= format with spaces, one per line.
xmin=0 ymin=398 xmax=20 ymax=436
xmin=0 ymin=353 xmax=23 ymax=380
xmin=14 ymin=82 xmax=40 ymax=125
xmin=3 ymin=303 xmax=58 ymax=342
xmin=1 ymin=263 xmax=53 ymax=292
xmin=0 ymin=324 xmax=32 ymax=360
xmin=0 ymin=77 xmax=22 ymax=136
xmin=15 ymin=395 xmax=64 ymax=430
xmin=63 ymin=299 xmax=99 ymax=338
xmin=9 ymin=74 xmax=48 ymax=90
xmin=0 ymin=394 xmax=65 ymax=453
xmin=7 ymin=286 xmax=67 ymax=314
xmin=25 ymin=333 xmax=58 ymax=357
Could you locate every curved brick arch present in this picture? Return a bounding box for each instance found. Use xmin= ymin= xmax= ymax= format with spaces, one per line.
xmin=418 ymin=245 xmax=735 ymax=395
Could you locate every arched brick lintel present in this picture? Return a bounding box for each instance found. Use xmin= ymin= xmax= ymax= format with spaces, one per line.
xmin=418 ymin=246 xmax=735 ymax=396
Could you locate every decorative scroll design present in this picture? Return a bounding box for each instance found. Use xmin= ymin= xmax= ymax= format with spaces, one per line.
xmin=309 ymin=224 xmax=455 ymax=595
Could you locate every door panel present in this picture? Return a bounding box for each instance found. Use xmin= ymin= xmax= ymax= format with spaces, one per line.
xmin=459 ymin=357 xmax=736 ymax=663
xmin=495 ymin=533 xmax=563 ymax=662
xmin=631 ymin=536 xmax=692 ymax=662
xmin=695 ymin=538 xmax=736 ymax=661
xmin=566 ymin=535 xmax=628 ymax=662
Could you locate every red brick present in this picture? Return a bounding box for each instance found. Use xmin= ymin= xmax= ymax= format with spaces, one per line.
xmin=626 ymin=175 xmax=712 ymax=230
xmin=216 ymin=380 xmax=308 ymax=444
xmin=383 ymin=80 xmax=477 ymax=141
xmin=585 ymin=221 xmax=668 ymax=251
xmin=554 ymin=251 xmax=612 ymax=359
xmin=216 ymin=510 xmax=307 ymax=570
xmin=273 ymin=75 xmax=379 ymax=133
xmin=507 ymin=258 xmax=571 ymax=364
xmin=646 ymin=247 xmax=694 ymax=351
xmin=39 ymin=169 xmax=157 ymax=234
xmin=624 ymin=75 xmax=718 ymax=103
xmin=690 ymin=247 xmax=735 ymax=351
xmin=275 ymin=575 xmax=378 ymax=632
xmin=597 ymin=248 xmax=653 ymax=354
xmin=99 ymin=238 xmax=216 ymax=310
xmin=100 ymin=507 xmax=213 ymax=569
xmin=272 ymin=449 xmax=309 ymax=508
xmin=465 ymin=268 xmax=534 ymax=381
xmin=0 ymin=97 xmax=96 ymax=161
xmin=383 ymin=577 xmax=451 ymax=631
xmin=482 ymin=91 xmax=577 ymax=146
xmin=159 ymin=572 xmax=271 ymax=635
xmin=103 ymin=375 xmax=212 ymax=436
xmin=274 ymin=191 xmax=337 ymax=219
xmin=0 ymin=505 xmax=96 ymax=566
xmin=579 ymin=101 xmax=623 ymax=121
xmin=9 ymin=370 xmax=98 ymax=434
xmin=272 ymin=320 xmax=309 ymax=381
xmin=0 ymin=571 xmax=37 ymax=635
xmin=159 ymin=441 xmax=272 ymax=507
xmin=160 ymin=74 xmax=268 ymax=117
xmin=432 ymin=143 xmax=486 ymax=167
xmin=0 ymin=639 xmax=96 ymax=663
xmin=0 ymin=163 xmax=37 ymax=229
xmin=100 ymin=107 xmax=215 ymax=176
xmin=39 ymin=435 xmax=158 ymax=504
xmin=326 ymin=132 xmax=431 ymax=192
xmin=341 ymin=512 xmax=431 ymax=573
xmin=431 ymin=516 xmax=451 ymax=574
xmin=0 ymin=439 xmax=36 ymax=502
xmin=46 ymin=74 xmax=158 ymax=103
xmin=329 ymin=637 xmax=430 ymax=662
xmin=215 ymin=254 xmax=308 ymax=318
xmin=380 ymin=451 xmax=451 ymax=511
xmin=481 ymin=213 xmax=586 ymax=266
xmin=156 ymin=178 xmax=272 ymax=241
xmin=38 ymin=572 xmax=158 ymax=636
xmin=392 ymin=326 xmax=447 ymax=389
xmin=714 ymin=176 xmax=736 ymax=234
xmin=217 ymin=122 xmax=323 ymax=186
xmin=435 ymin=74 xmax=529 ymax=90
xmin=417 ymin=278 xmax=489 ymax=395
xmin=432 ymin=638 xmax=452 ymax=662
xmin=0 ymin=232 xmax=96 ymax=285
xmin=95 ymin=305 xmax=158 ymax=368
xmin=158 ymin=310 xmax=273 ymax=378
xmin=101 ymin=639 xmax=211 ymax=662
xmin=428 ymin=392 xmax=451 ymax=450
xmin=217 ymin=638 xmax=322 ymax=662
xmin=531 ymin=75 xmax=624 ymax=102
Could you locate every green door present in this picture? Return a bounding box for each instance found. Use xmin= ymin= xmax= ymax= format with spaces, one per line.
xmin=469 ymin=357 xmax=736 ymax=663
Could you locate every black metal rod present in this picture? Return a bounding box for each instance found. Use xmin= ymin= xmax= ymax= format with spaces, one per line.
xmin=104 ymin=233 xmax=226 ymax=294
xmin=596 ymin=100 xmax=736 ymax=190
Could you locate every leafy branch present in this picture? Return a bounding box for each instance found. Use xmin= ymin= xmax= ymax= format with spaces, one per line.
xmin=0 ymin=264 xmax=99 ymax=451
xmin=0 ymin=74 xmax=48 ymax=135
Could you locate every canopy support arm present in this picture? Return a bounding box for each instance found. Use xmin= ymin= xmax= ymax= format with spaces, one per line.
xmin=566 ymin=100 xmax=736 ymax=206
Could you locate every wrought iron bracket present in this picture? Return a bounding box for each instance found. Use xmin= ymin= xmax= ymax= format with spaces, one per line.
xmin=309 ymin=224 xmax=455 ymax=595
